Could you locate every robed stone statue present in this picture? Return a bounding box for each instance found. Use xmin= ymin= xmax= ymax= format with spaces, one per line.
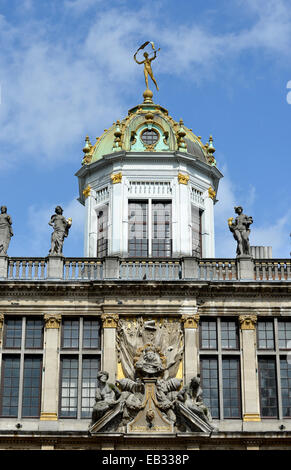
xmin=0 ymin=206 xmax=13 ymax=255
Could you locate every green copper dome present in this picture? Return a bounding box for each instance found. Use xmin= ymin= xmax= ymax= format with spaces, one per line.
xmin=81 ymin=95 xmax=216 ymax=167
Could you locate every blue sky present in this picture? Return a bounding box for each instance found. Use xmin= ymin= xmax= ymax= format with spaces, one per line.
xmin=0 ymin=0 xmax=290 ymax=258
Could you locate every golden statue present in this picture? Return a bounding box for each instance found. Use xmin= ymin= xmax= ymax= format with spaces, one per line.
xmin=134 ymin=41 xmax=160 ymax=91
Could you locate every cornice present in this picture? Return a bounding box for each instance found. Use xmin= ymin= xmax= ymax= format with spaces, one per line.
xmin=0 ymin=280 xmax=290 ymax=300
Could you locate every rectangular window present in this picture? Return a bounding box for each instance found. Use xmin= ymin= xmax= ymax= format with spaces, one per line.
xmin=81 ymin=357 xmax=100 ymax=418
xmin=0 ymin=317 xmax=44 ymax=419
xmin=60 ymin=357 xmax=79 ymax=418
xmin=222 ymin=357 xmax=241 ymax=418
xmin=280 ymin=357 xmax=291 ymax=417
xmin=128 ymin=200 xmax=148 ymax=257
xmin=200 ymin=357 xmax=219 ymax=419
xmin=59 ymin=317 xmax=101 ymax=419
xmin=278 ymin=321 xmax=291 ymax=350
xmin=25 ymin=318 xmax=43 ymax=349
xmin=96 ymin=205 xmax=108 ymax=258
xmin=0 ymin=356 xmax=20 ymax=417
xmin=258 ymin=357 xmax=278 ymax=417
xmin=83 ymin=320 xmax=101 ymax=349
xmin=257 ymin=321 xmax=274 ymax=350
xmin=191 ymin=205 xmax=202 ymax=257
xmin=152 ymin=201 xmax=172 ymax=257
xmin=221 ymin=320 xmax=239 ymax=350
xmin=4 ymin=318 xmax=22 ymax=349
xmin=22 ymin=356 xmax=42 ymax=417
xmin=62 ymin=319 xmax=79 ymax=349
xmin=200 ymin=320 xmax=217 ymax=350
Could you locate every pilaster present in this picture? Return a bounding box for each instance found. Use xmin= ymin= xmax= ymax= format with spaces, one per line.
xmin=83 ymin=185 xmax=97 ymax=257
xmin=40 ymin=314 xmax=62 ymax=421
xmin=0 ymin=256 xmax=8 ymax=279
xmin=110 ymin=172 xmax=123 ymax=256
xmin=239 ymin=315 xmax=261 ymax=422
xmin=181 ymin=313 xmax=200 ymax=384
xmin=101 ymin=314 xmax=119 ymax=383
xmin=47 ymin=256 xmax=64 ymax=280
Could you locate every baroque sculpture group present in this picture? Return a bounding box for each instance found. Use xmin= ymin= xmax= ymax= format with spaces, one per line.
xmin=89 ymin=317 xmax=215 ymax=434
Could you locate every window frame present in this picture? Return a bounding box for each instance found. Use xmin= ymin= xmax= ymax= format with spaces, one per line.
xmin=0 ymin=316 xmax=44 ymax=419
xmin=199 ymin=317 xmax=242 ymax=420
xmin=257 ymin=318 xmax=291 ymax=420
xmin=128 ymin=198 xmax=173 ymax=258
xmin=59 ymin=317 xmax=101 ymax=419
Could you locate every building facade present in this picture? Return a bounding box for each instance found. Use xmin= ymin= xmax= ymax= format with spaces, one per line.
xmin=0 ymin=89 xmax=290 ymax=450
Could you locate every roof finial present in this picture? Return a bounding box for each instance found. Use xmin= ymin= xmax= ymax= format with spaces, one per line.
xmin=134 ymin=41 xmax=160 ymax=102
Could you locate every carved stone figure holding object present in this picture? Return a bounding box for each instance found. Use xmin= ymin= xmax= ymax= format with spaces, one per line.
xmin=48 ymin=206 xmax=72 ymax=255
xmin=0 ymin=206 xmax=13 ymax=255
xmin=177 ymin=375 xmax=212 ymax=424
xmin=228 ymin=206 xmax=253 ymax=257
xmin=91 ymin=371 xmax=121 ymax=425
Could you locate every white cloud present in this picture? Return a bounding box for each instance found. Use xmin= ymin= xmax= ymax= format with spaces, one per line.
xmin=1 ymin=1 xmax=291 ymax=171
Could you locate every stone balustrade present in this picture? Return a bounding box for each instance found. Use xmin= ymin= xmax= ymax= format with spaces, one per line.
xmin=0 ymin=256 xmax=290 ymax=282
xmin=7 ymin=258 xmax=47 ymax=280
xmin=119 ymin=258 xmax=181 ymax=280
xmin=254 ymin=259 xmax=291 ymax=281
xmin=199 ymin=259 xmax=237 ymax=280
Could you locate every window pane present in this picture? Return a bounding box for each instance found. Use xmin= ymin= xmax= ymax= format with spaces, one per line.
xmin=22 ymin=356 xmax=42 ymax=417
xmin=191 ymin=205 xmax=202 ymax=257
xmin=60 ymin=357 xmax=78 ymax=417
xmin=258 ymin=357 xmax=278 ymax=417
xmin=4 ymin=318 xmax=22 ymax=349
xmin=1 ymin=356 xmax=20 ymax=416
xmin=278 ymin=321 xmax=291 ymax=350
xmin=221 ymin=320 xmax=239 ymax=350
xmin=141 ymin=129 xmax=159 ymax=146
xmin=201 ymin=357 xmax=219 ymax=418
xmin=128 ymin=201 xmax=148 ymax=257
xmin=83 ymin=320 xmax=100 ymax=349
xmin=280 ymin=357 xmax=291 ymax=417
xmin=257 ymin=321 xmax=274 ymax=350
xmin=200 ymin=320 xmax=217 ymax=350
xmin=25 ymin=318 xmax=43 ymax=349
xmin=222 ymin=358 xmax=241 ymax=418
xmin=62 ymin=319 xmax=79 ymax=349
xmin=97 ymin=205 xmax=108 ymax=258
xmin=152 ymin=201 xmax=172 ymax=257
xmin=81 ymin=357 xmax=100 ymax=418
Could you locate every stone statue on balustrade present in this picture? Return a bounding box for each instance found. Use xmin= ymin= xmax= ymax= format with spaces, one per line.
xmin=0 ymin=206 xmax=13 ymax=255
xmin=228 ymin=206 xmax=253 ymax=257
xmin=48 ymin=206 xmax=72 ymax=255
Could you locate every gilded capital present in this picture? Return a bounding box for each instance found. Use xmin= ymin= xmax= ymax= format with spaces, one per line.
xmin=239 ymin=315 xmax=257 ymax=330
xmin=111 ymin=172 xmax=122 ymax=184
xmin=178 ymin=172 xmax=189 ymax=185
xmin=44 ymin=314 xmax=62 ymax=329
xmin=208 ymin=186 xmax=216 ymax=200
xmin=181 ymin=314 xmax=200 ymax=329
xmin=243 ymin=413 xmax=261 ymax=422
xmin=101 ymin=313 xmax=119 ymax=328
xmin=82 ymin=184 xmax=91 ymax=199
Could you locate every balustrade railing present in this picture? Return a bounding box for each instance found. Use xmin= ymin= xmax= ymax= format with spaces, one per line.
xmin=8 ymin=258 xmax=47 ymax=280
xmin=254 ymin=260 xmax=291 ymax=281
xmin=199 ymin=259 xmax=238 ymax=280
xmin=120 ymin=259 xmax=181 ymax=280
xmin=1 ymin=256 xmax=290 ymax=282
xmin=64 ymin=258 xmax=104 ymax=280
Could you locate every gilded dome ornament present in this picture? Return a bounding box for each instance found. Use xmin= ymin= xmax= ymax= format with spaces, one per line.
xmin=134 ymin=41 xmax=160 ymax=102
